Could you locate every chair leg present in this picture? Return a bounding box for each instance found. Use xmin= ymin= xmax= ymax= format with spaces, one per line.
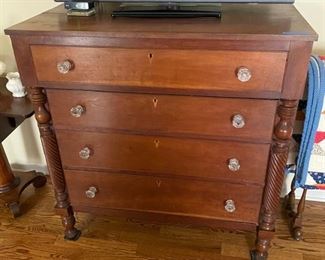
xmin=291 ymin=189 xmax=307 ymax=241
xmin=284 ymin=175 xmax=307 ymax=241
xmin=285 ymin=175 xmax=297 ymax=216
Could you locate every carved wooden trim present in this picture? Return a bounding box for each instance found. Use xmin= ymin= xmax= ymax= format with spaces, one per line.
xmin=253 ymin=99 xmax=298 ymax=258
xmin=30 ymin=87 xmax=80 ymax=240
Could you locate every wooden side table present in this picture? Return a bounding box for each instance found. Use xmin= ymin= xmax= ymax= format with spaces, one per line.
xmin=0 ymin=77 xmax=46 ymax=217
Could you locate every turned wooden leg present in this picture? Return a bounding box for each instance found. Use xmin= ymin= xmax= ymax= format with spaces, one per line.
xmin=0 ymin=144 xmax=47 ymax=218
xmin=285 ymin=174 xmax=297 ymax=216
xmin=31 ymin=87 xmax=80 ymax=240
xmin=290 ymin=188 xmax=307 ymax=241
xmin=251 ymin=100 xmax=298 ymax=259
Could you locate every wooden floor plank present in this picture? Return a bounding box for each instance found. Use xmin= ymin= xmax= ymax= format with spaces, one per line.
xmin=1 ymin=181 xmax=325 ymax=260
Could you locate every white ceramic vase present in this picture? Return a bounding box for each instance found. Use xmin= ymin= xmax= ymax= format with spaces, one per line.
xmin=5 ymin=72 xmax=27 ymax=98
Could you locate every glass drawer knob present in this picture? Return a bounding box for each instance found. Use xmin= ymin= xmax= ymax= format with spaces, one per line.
xmin=237 ymin=67 xmax=252 ymax=82
xmin=70 ymin=105 xmax=85 ymax=118
xmin=79 ymin=147 xmax=91 ymax=160
xmin=228 ymin=158 xmax=240 ymax=172
xmin=85 ymin=186 xmax=97 ymax=199
xmin=232 ymin=114 xmax=245 ymax=129
xmin=224 ymin=199 xmax=236 ymax=213
xmin=57 ymin=60 xmax=73 ymax=74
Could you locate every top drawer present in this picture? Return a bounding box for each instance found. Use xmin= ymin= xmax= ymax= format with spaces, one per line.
xmin=31 ymin=46 xmax=287 ymax=95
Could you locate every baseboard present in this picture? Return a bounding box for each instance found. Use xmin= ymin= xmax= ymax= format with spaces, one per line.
xmin=10 ymin=163 xmax=48 ymax=175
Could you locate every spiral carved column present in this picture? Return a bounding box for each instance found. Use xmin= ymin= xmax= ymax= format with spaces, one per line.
xmin=251 ymin=100 xmax=298 ymax=260
xmin=31 ymin=87 xmax=81 ymax=240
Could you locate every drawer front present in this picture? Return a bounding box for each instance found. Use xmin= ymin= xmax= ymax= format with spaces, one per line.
xmin=48 ymin=90 xmax=277 ymax=142
xmin=32 ymin=46 xmax=287 ymax=94
xmin=57 ymin=131 xmax=270 ymax=184
xmin=65 ymin=170 xmax=263 ymax=224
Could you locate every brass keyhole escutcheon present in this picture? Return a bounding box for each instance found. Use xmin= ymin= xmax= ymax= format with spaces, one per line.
xmin=153 ymin=97 xmax=158 ymax=108
xmin=154 ymin=139 xmax=160 ymax=148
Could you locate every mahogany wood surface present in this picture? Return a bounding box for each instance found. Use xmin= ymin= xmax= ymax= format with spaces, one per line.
xmin=5 ymin=4 xmax=317 ymax=42
xmin=72 ymin=204 xmax=257 ymax=232
xmin=5 ymin=3 xmax=317 ymax=259
xmin=48 ymin=90 xmax=277 ymax=142
xmin=32 ymin=46 xmax=287 ymax=95
xmin=56 ymin=130 xmax=270 ymax=185
xmin=65 ymin=170 xmax=263 ymax=224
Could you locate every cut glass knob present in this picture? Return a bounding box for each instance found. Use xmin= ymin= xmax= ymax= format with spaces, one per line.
xmin=70 ymin=105 xmax=85 ymax=118
xmin=79 ymin=147 xmax=91 ymax=160
xmin=57 ymin=60 xmax=73 ymax=74
xmin=224 ymin=199 xmax=236 ymax=213
xmin=232 ymin=114 xmax=245 ymax=129
xmin=228 ymin=158 xmax=240 ymax=172
xmin=237 ymin=67 xmax=252 ymax=82
xmin=85 ymin=186 xmax=97 ymax=199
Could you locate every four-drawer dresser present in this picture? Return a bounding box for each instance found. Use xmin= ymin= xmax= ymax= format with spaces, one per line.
xmin=5 ymin=3 xmax=317 ymax=259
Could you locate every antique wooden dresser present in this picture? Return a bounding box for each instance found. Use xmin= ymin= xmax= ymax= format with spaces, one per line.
xmin=5 ymin=3 xmax=317 ymax=259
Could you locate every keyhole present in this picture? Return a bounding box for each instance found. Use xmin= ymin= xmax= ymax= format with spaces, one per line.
xmin=154 ymin=139 xmax=160 ymax=148
xmin=153 ymin=97 xmax=158 ymax=108
xmin=156 ymin=179 xmax=162 ymax=187
xmin=148 ymin=52 xmax=154 ymax=64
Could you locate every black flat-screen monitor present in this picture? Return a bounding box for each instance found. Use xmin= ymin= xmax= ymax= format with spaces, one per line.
xmin=57 ymin=0 xmax=295 ymax=18
xmin=56 ymin=0 xmax=294 ymax=2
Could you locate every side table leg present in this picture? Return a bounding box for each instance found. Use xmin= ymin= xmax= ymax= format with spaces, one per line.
xmin=0 ymin=144 xmax=47 ymax=218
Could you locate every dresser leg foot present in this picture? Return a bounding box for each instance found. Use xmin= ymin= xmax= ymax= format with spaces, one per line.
xmin=64 ymin=228 xmax=81 ymax=241
xmin=58 ymin=206 xmax=81 ymax=241
xmin=253 ymin=228 xmax=273 ymax=260
xmin=250 ymin=250 xmax=268 ymax=260
xmin=292 ymin=227 xmax=303 ymax=241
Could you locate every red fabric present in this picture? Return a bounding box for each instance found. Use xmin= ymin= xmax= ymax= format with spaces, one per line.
xmin=315 ymin=132 xmax=325 ymax=144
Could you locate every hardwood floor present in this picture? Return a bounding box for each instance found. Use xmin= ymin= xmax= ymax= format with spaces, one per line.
xmin=0 ymin=179 xmax=324 ymax=260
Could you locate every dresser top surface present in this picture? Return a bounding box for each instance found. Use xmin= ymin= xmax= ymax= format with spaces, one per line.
xmin=5 ymin=3 xmax=317 ymax=41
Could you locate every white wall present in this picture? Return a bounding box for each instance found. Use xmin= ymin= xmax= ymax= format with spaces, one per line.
xmin=0 ymin=0 xmax=59 ymax=172
xmin=0 ymin=0 xmax=324 ymax=198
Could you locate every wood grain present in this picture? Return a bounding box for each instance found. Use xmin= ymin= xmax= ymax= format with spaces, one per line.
xmin=65 ymin=170 xmax=263 ymax=224
xmin=47 ymin=90 xmax=277 ymax=142
xmin=56 ymin=130 xmax=270 ymax=185
xmin=32 ymin=46 xmax=287 ymax=95
xmin=5 ymin=4 xmax=317 ymax=41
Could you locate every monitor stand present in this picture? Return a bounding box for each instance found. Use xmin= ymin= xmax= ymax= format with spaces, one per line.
xmin=111 ymin=3 xmax=222 ymax=18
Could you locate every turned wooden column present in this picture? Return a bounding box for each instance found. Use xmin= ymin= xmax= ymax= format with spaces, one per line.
xmin=31 ymin=86 xmax=81 ymax=240
xmin=251 ymin=100 xmax=298 ymax=260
